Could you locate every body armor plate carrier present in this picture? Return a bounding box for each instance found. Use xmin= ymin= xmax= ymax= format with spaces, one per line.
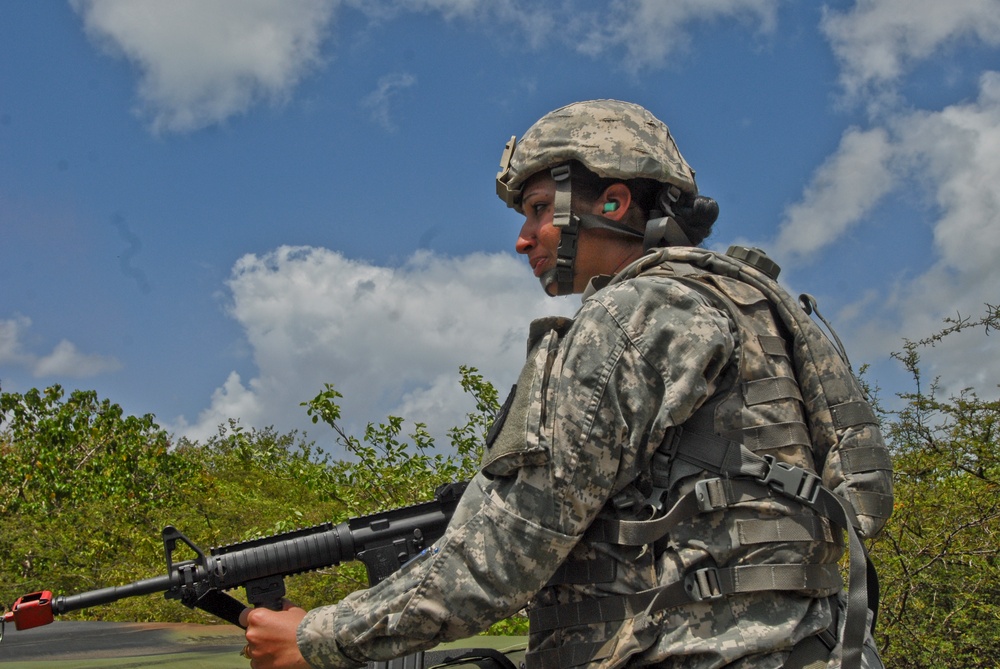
xmin=529 ymin=247 xmax=892 ymax=669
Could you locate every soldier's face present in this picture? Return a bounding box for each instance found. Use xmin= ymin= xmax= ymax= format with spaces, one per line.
xmin=515 ymin=172 xmax=563 ymax=293
xmin=515 ymin=171 xmax=639 ymax=294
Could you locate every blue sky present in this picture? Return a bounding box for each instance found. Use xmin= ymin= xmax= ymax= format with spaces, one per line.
xmin=2 ymin=0 xmax=999 ymax=450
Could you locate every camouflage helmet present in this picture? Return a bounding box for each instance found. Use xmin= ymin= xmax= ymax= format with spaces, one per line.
xmin=496 ymin=99 xmax=698 ymax=211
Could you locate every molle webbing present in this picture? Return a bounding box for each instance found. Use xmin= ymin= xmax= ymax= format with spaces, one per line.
xmin=666 ymin=428 xmax=874 ymax=669
xmin=527 ymin=563 xmax=843 ymax=669
xmin=545 ymin=559 xmax=617 ymax=587
xmin=525 ymin=640 xmax=609 ymax=669
xmin=580 ymin=431 xmax=844 ymax=553
xmin=743 ymin=376 xmax=802 ymax=405
xmin=650 ymin=247 xmax=894 ymax=537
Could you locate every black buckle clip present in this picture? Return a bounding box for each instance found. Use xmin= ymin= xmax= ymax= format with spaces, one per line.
xmin=761 ymin=455 xmax=821 ymax=505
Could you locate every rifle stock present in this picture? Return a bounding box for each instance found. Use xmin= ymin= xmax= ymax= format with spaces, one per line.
xmin=2 ymin=481 xmax=467 ymax=634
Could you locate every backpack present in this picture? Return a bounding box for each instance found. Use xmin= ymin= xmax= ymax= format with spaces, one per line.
xmin=646 ymin=245 xmax=893 ymax=669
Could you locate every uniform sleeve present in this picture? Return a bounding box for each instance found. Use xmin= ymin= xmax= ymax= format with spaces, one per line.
xmin=296 ymin=278 xmax=735 ymax=669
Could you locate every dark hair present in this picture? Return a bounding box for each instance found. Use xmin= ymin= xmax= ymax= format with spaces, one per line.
xmin=569 ymin=161 xmax=714 ymax=245
xmin=670 ymin=191 xmax=717 ymax=245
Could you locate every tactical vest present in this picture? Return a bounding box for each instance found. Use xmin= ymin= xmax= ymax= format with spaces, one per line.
xmin=515 ymin=247 xmax=893 ymax=669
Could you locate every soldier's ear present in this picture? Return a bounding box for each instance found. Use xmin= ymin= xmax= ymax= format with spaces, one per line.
xmin=597 ymin=183 xmax=632 ymax=220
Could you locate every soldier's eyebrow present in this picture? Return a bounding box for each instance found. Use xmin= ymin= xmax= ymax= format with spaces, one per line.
xmin=521 ymin=181 xmax=551 ymax=203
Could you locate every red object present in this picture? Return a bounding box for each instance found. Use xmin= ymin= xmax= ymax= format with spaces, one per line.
xmin=4 ymin=591 xmax=55 ymax=630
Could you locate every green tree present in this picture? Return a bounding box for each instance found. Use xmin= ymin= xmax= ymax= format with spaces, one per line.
xmin=0 ymin=367 xmax=506 ymax=628
xmin=302 ymin=364 xmax=493 ymax=514
xmin=871 ymin=305 xmax=1000 ymax=668
xmin=0 ymin=385 xmax=195 ymax=515
xmin=297 ymin=366 xmax=502 ymax=604
xmin=0 ymin=384 xmax=203 ymax=617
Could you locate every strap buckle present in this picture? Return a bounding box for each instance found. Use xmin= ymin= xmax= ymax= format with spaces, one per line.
xmin=550 ymin=164 xmax=571 ymax=182
xmin=693 ymin=478 xmax=727 ymax=513
xmin=684 ymin=567 xmax=724 ymax=602
xmin=761 ymin=455 xmax=821 ymax=506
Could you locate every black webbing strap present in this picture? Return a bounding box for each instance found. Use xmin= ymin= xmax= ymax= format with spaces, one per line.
xmin=785 ymin=629 xmax=839 ymax=669
xmin=550 ymin=164 xmax=577 ymax=295
xmin=371 ymin=653 xmax=427 ymax=669
xmin=528 ymin=588 xmax=658 ymax=633
xmin=584 ymin=489 xmax=702 ymax=546
xmin=584 ymin=472 xmax=833 ymax=550
xmin=528 ymin=562 xmax=841 ymax=634
xmin=421 ymin=647 xmax=520 ymax=669
xmin=545 ymin=557 xmax=617 ymax=586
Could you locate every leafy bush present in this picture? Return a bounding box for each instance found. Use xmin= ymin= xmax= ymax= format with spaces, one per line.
xmin=0 ymin=385 xmax=198 ymax=516
xmin=13 ymin=307 xmax=1000 ymax=662
xmin=0 ymin=367 xmax=506 ymax=628
xmin=869 ymin=306 xmax=1000 ymax=668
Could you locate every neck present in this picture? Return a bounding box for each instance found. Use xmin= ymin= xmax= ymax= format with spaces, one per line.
xmin=610 ymin=246 xmax=644 ymax=275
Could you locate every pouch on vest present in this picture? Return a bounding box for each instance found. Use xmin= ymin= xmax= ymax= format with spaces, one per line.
xmin=481 ymin=316 xmax=572 ymax=477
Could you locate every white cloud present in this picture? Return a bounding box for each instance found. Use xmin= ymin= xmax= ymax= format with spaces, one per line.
xmin=773 ymin=126 xmax=896 ymax=262
xmin=575 ymin=0 xmax=779 ymax=70
xmin=33 ymin=340 xmax=123 ymax=378
xmin=67 ymin=0 xmax=790 ymax=133
xmin=358 ymin=0 xmax=782 ymax=71
xmin=384 ymin=0 xmax=481 ymax=20
xmin=893 ymin=72 xmax=1000 ymax=273
xmin=774 ymin=73 xmax=1000 ymax=398
xmin=0 ymin=316 xmax=33 ymax=367
xmin=0 ymin=316 xmax=122 ymax=379
xmin=170 ymin=246 xmax=575 ymax=445
xmin=361 ymin=72 xmax=417 ymax=131
xmin=821 ymin=0 xmax=1000 ymax=102
xmin=70 ymin=0 xmax=337 ymax=133
xmin=881 ymin=72 xmax=1000 ymax=377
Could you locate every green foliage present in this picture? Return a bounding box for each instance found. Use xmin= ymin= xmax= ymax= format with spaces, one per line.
xmin=5 ymin=313 xmax=1000 ymax=652
xmin=0 ymin=388 xmax=348 ymax=623
xmin=0 ymin=385 xmax=196 ymax=515
xmin=297 ymin=366 xmax=532 ymax=635
xmin=0 ymin=367 xmax=518 ymax=630
xmin=302 ymin=365 xmax=490 ymax=514
xmin=870 ymin=305 xmax=1000 ymax=669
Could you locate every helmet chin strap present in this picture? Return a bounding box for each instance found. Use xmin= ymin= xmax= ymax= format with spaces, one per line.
xmin=538 ymin=165 xmax=702 ymax=296
xmin=546 ymin=164 xmax=579 ymax=296
xmin=542 ymin=212 xmax=650 ymax=294
xmin=643 ymin=216 xmax=693 ymax=251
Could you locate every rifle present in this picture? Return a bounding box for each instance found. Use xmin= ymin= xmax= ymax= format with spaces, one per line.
xmin=2 ymin=481 xmax=467 ymax=637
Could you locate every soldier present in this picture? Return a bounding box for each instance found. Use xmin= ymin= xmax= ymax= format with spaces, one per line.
xmin=242 ymin=99 xmax=890 ymax=669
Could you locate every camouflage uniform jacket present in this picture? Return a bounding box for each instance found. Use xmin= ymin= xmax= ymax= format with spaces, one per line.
xmin=297 ymin=250 xmax=842 ymax=669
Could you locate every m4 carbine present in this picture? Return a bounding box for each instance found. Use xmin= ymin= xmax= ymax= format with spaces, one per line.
xmin=2 ymin=481 xmax=467 ymax=635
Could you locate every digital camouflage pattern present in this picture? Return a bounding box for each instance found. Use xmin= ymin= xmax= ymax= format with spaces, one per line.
xmin=295 ymin=248 xmax=874 ymax=668
xmin=496 ymin=99 xmax=699 ymax=212
xmin=645 ymin=246 xmax=894 ymax=540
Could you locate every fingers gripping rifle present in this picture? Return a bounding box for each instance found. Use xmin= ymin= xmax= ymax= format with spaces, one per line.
xmin=2 ymin=482 xmax=467 ymax=636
